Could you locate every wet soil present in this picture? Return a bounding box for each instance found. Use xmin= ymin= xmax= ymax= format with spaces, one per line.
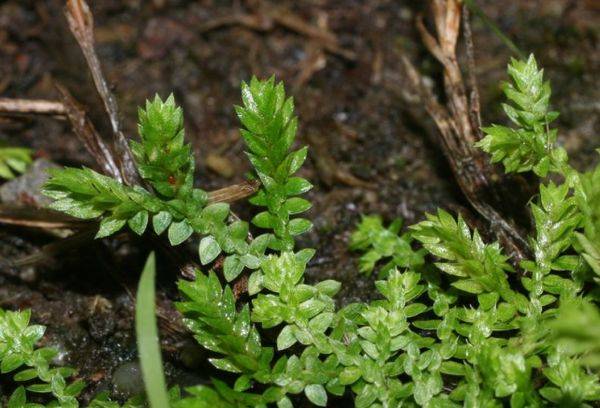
xmin=0 ymin=0 xmax=598 ymax=404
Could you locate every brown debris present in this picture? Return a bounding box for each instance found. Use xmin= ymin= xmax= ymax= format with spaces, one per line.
xmin=0 ymin=98 xmax=66 ymax=116
xmin=196 ymin=5 xmax=356 ymax=61
xmin=55 ymin=84 xmax=123 ymax=182
xmin=207 ymin=179 xmax=261 ymax=204
xmin=205 ymin=153 xmax=235 ymax=179
xmin=0 ymin=205 xmax=88 ymax=230
xmin=306 ymin=132 xmax=372 ymax=189
xmin=293 ymin=42 xmax=327 ymax=89
xmin=292 ymin=11 xmax=329 ymax=89
xmin=138 ymin=17 xmax=194 ymax=60
xmin=401 ymin=0 xmax=531 ymax=261
xmin=65 ymin=0 xmax=140 ymax=186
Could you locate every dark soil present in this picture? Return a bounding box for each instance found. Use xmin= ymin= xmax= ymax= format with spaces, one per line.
xmin=0 ymin=0 xmax=598 ymax=404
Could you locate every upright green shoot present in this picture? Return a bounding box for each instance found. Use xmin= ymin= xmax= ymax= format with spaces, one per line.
xmin=36 ymin=57 xmax=600 ymax=407
xmin=135 ymin=253 xmax=170 ymax=408
xmin=237 ymin=77 xmax=312 ymax=252
xmin=0 ymin=146 xmax=32 ymax=180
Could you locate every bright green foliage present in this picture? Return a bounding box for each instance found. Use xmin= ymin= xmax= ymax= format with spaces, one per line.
xmin=43 ymin=162 xmax=220 ymax=243
xmin=135 ymin=253 xmax=170 ymax=408
xmin=345 ymin=56 xmax=600 ymax=407
xmin=43 ymin=111 xmax=208 ymax=242
xmin=35 ymin=57 xmax=600 ymax=407
xmin=86 ymin=386 xmax=178 ymax=408
xmin=132 ymin=95 xmax=193 ymax=198
xmin=237 ymin=77 xmax=312 ymax=252
xmin=0 ymin=146 xmax=32 ymax=179
xmin=541 ymin=351 xmax=600 ymax=406
xmin=469 ymin=342 xmax=540 ymax=406
xmin=176 ymin=252 xmax=459 ymax=406
xmin=193 ymin=212 xmax=266 ymax=282
xmin=411 ymin=210 xmax=516 ymax=298
xmin=349 ymin=215 xmax=425 ymax=277
xmin=44 ymin=167 xmax=166 ymax=238
xmin=477 ymin=54 xmax=566 ymax=176
xmin=335 ymin=271 xmax=433 ymax=407
xmin=574 ymin=164 xmax=600 ymax=278
xmin=0 ymin=308 xmax=145 ymax=408
xmin=577 ymin=164 xmax=600 ymax=241
xmin=179 ymin=241 xmax=532 ymax=406
xmin=172 ymin=380 xmax=265 ymax=408
xmin=544 ymin=300 xmax=600 ymax=406
xmin=176 ymin=260 xmax=342 ymax=407
xmin=551 ymin=299 xmax=600 ymax=368
xmin=520 ymin=182 xmax=583 ymax=315
xmin=577 ymin=232 xmax=600 ymax=280
xmin=177 ymin=270 xmax=269 ymax=375
xmin=0 ymin=309 xmax=84 ymax=408
xmin=0 ymin=282 xmax=181 ymax=408
xmin=529 ymin=182 xmax=581 ymax=271
xmin=251 ymin=251 xmax=339 ymax=353
xmin=45 ymin=81 xmax=310 ymax=283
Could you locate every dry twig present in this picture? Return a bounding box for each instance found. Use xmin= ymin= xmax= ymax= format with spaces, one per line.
xmin=207 ymin=179 xmax=260 ymax=204
xmin=461 ymin=5 xmax=483 ymax=136
xmin=0 ymin=205 xmax=88 ymax=230
xmin=401 ymin=0 xmax=530 ymax=260
xmin=55 ymin=84 xmax=123 ymax=182
xmin=0 ymin=98 xmax=66 ymax=116
xmin=65 ymin=0 xmax=140 ymax=186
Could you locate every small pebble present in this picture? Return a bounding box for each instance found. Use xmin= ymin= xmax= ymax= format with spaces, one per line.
xmin=112 ymin=361 xmax=145 ymax=398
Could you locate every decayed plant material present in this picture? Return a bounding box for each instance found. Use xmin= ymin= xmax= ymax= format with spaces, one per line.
xmin=2 ymin=52 xmax=600 ymax=407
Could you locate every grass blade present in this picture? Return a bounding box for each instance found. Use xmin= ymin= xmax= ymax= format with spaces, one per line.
xmin=135 ymin=252 xmax=170 ymax=408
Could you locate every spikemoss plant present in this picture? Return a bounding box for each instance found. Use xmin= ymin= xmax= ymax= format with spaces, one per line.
xmin=0 ymin=308 xmax=147 ymax=407
xmin=2 ymin=56 xmax=600 ymax=407
xmin=0 ymin=145 xmax=32 ymax=180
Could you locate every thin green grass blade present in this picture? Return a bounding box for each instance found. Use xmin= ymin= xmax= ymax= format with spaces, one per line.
xmin=135 ymin=252 xmax=170 ymax=408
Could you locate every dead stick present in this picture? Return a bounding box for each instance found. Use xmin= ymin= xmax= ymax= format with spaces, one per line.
xmin=461 ymin=5 xmax=483 ymax=137
xmin=0 ymin=205 xmax=89 ymax=229
xmin=55 ymin=83 xmax=124 ymax=182
xmin=401 ymin=55 xmax=529 ymax=257
xmin=65 ymin=0 xmax=140 ymax=186
xmin=0 ymin=98 xmax=66 ymax=116
xmin=207 ymin=179 xmax=260 ymax=204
